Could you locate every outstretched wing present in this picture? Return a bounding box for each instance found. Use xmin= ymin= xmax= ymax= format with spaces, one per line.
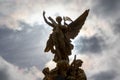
xmin=66 ymin=9 xmax=89 ymax=39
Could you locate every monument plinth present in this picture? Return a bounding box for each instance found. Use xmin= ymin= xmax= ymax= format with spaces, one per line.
xmin=42 ymin=9 xmax=89 ymax=80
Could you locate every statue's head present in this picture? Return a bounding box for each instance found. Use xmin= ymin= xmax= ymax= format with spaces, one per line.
xmin=56 ymin=16 xmax=62 ymax=24
xmin=42 ymin=67 xmax=49 ymax=75
xmin=75 ymin=59 xmax=83 ymax=67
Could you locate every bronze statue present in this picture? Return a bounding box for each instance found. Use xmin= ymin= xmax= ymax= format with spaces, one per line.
xmin=67 ymin=56 xmax=87 ymax=80
xmin=42 ymin=9 xmax=89 ymax=80
xmin=43 ymin=9 xmax=89 ymax=62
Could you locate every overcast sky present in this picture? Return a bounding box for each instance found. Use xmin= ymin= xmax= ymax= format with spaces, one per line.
xmin=0 ymin=0 xmax=120 ymax=80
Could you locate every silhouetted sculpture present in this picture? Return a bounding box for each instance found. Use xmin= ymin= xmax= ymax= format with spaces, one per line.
xmin=42 ymin=67 xmax=51 ymax=80
xmin=67 ymin=56 xmax=87 ymax=80
xmin=43 ymin=9 xmax=89 ymax=62
xmin=42 ymin=9 xmax=89 ymax=80
xmin=42 ymin=60 xmax=69 ymax=80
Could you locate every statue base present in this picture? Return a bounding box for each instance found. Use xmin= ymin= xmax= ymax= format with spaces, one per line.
xmin=42 ymin=57 xmax=87 ymax=80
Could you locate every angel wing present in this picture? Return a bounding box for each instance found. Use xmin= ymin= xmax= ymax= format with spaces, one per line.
xmin=65 ymin=9 xmax=89 ymax=39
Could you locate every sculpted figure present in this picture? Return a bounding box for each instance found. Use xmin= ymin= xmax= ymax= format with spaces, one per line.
xmin=43 ymin=10 xmax=89 ymax=62
xmin=42 ymin=10 xmax=89 ymax=80
xmin=50 ymin=60 xmax=69 ymax=80
xmin=67 ymin=57 xmax=87 ymax=80
xmin=42 ymin=67 xmax=53 ymax=80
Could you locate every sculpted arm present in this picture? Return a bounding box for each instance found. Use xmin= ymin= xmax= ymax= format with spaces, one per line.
xmin=43 ymin=11 xmax=54 ymax=27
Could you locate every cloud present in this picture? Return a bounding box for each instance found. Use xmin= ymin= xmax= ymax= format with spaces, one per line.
xmin=112 ymin=18 xmax=120 ymax=34
xmin=91 ymin=70 xmax=117 ymax=80
xmin=0 ymin=0 xmax=92 ymax=29
xmin=0 ymin=0 xmax=44 ymax=29
xmin=0 ymin=22 xmax=52 ymax=69
xmin=74 ymin=35 xmax=105 ymax=54
xmin=0 ymin=56 xmax=43 ymax=80
xmin=78 ymin=46 xmax=120 ymax=80
xmin=91 ymin=0 xmax=120 ymax=36
xmin=92 ymin=0 xmax=120 ymax=18
xmin=0 ymin=68 xmax=9 ymax=80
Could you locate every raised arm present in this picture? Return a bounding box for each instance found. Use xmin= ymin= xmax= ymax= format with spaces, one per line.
xmin=43 ymin=11 xmax=53 ymax=27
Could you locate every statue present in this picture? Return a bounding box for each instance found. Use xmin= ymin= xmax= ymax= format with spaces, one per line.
xmin=67 ymin=55 xmax=87 ymax=80
xmin=43 ymin=9 xmax=89 ymax=62
xmin=42 ymin=9 xmax=89 ymax=80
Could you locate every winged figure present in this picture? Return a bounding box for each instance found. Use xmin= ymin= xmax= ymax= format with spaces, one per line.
xmin=43 ymin=9 xmax=89 ymax=62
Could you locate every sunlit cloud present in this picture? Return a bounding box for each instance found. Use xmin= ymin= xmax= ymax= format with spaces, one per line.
xmin=0 ymin=56 xmax=43 ymax=80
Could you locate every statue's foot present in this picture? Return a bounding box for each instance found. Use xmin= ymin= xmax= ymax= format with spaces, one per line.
xmin=53 ymin=55 xmax=58 ymax=62
xmin=51 ymin=49 xmax=56 ymax=53
xmin=44 ymin=47 xmax=50 ymax=52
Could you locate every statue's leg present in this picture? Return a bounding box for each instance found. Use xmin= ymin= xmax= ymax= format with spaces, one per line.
xmin=52 ymin=33 xmax=62 ymax=62
xmin=51 ymin=48 xmax=56 ymax=54
xmin=53 ymin=54 xmax=58 ymax=62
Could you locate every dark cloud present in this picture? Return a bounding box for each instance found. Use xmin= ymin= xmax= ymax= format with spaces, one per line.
xmin=91 ymin=70 xmax=117 ymax=80
xmin=113 ymin=18 xmax=120 ymax=34
xmin=74 ymin=35 xmax=105 ymax=54
xmin=0 ymin=68 xmax=9 ymax=80
xmin=0 ymin=12 xmax=6 ymax=18
xmin=92 ymin=0 xmax=120 ymax=18
xmin=0 ymin=22 xmax=51 ymax=69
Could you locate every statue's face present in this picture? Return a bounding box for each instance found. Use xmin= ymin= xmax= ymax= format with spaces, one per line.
xmin=75 ymin=60 xmax=83 ymax=67
xmin=43 ymin=67 xmax=49 ymax=75
xmin=56 ymin=16 xmax=62 ymax=23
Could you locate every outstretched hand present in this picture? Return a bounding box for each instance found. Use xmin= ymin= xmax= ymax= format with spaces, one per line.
xmin=48 ymin=16 xmax=52 ymax=20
